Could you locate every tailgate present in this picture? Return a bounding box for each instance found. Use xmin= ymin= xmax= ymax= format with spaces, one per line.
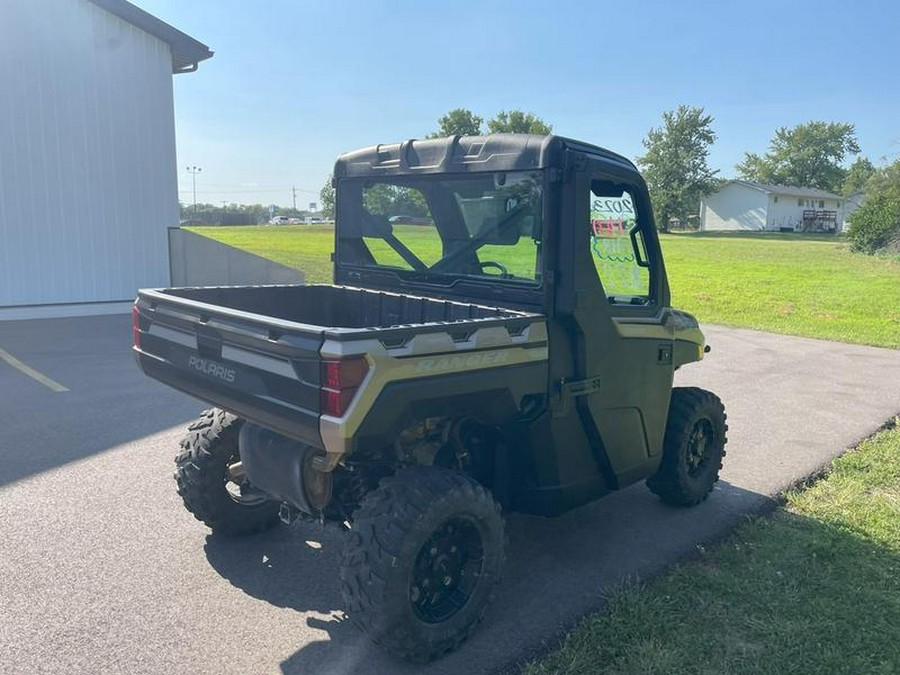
xmin=133 ymin=289 xmax=324 ymax=449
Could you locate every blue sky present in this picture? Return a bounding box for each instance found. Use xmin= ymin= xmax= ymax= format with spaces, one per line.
xmin=138 ymin=0 xmax=900 ymax=209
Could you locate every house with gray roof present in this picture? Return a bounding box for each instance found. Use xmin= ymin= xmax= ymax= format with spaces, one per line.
xmin=699 ymin=180 xmax=851 ymax=233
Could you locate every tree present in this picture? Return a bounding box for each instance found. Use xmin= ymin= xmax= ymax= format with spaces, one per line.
xmin=363 ymin=184 xmax=428 ymax=217
xmin=636 ymin=105 xmax=718 ymax=232
xmin=320 ymin=174 xmax=335 ymax=219
xmin=429 ymin=108 xmax=484 ymax=138
xmin=736 ymin=121 xmax=860 ymax=194
xmin=178 ymin=202 xmax=269 ymax=225
xmin=486 ymin=110 xmax=552 ymax=135
xmin=842 ymin=156 xmax=876 ymax=195
xmin=846 ymin=159 xmax=900 ymax=254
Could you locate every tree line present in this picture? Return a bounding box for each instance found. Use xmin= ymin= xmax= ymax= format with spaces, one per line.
xmin=633 ymin=112 xmax=882 ymax=234
xmin=314 ymin=106 xmax=895 ymax=256
xmin=179 ymin=202 xmax=323 ymax=225
xmin=639 ymin=111 xmax=894 ymax=254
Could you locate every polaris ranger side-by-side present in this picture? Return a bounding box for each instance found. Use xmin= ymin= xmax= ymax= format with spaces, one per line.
xmin=133 ymin=134 xmax=727 ymax=661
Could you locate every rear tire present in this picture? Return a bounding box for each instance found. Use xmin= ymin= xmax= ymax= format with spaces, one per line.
xmin=174 ymin=408 xmax=280 ymax=536
xmin=339 ymin=467 xmax=505 ymax=662
xmin=647 ymin=387 xmax=727 ymax=506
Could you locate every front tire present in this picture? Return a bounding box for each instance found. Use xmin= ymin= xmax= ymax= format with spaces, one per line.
xmin=174 ymin=408 xmax=280 ymax=536
xmin=340 ymin=467 xmax=505 ymax=662
xmin=647 ymin=387 xmax=727 ymax=506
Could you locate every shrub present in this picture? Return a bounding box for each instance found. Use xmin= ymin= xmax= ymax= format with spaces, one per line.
xmin=846 ymin=193 xmax=900 ymax=254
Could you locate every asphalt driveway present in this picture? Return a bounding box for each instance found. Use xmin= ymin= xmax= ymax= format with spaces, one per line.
xmin=1 ymin=315 xmax=898 ymax=674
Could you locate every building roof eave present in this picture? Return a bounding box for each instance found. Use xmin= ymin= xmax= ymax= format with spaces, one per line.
xmin=725 ymin=179 xmax=843 ymax=201
xmin=87 ymin=0 xmax=213 ymax=74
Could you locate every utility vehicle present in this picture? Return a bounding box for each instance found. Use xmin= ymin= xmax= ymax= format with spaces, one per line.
xmin=133 ymin=134 xmax=727 ymax=661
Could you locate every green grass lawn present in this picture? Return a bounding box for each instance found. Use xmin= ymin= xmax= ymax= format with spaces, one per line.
xmin=188 ymin=226 xmax=900 ymax=349
xmin=188 ymin=225 xmax=336 ymax=284
xmin=663 ymin=232 xmax=900 ymax=349
xmin=524 ymin=420 xmax=900 ymax=675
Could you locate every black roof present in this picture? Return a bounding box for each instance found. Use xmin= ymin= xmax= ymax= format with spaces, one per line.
xmin=335 ymin=134 xmax=637 ymax=178
xmin=88 ymin=0 xmax=213 ymax=73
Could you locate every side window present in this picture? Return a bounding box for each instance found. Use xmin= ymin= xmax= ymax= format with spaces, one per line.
xmin=589 ymin=180 xmax=650 ymax=303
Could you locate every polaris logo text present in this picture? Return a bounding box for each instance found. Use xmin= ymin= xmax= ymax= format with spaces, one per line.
xmin=415 ymin=351 xmax=511 ymax=374
xmin=188 ymin=355 xmax=236 ymax=383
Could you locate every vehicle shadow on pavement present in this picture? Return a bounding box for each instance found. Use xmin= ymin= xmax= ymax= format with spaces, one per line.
xmin=204 ymin=522 xmax=347 ymax=615
xmin=203 ymin=521 xmax=402 ymax=673
xmin=0 ymin=314 xmax=200 ymax=487
xmin=202 ymin=480 xmax=778 ymax=675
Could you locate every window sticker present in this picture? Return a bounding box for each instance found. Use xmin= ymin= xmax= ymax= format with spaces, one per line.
xmin=590 ymin=194 xmax=644 ymax=296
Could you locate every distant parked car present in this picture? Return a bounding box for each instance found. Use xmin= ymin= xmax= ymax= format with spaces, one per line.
xmin=268 ymin=216 xmax=290 ymax=225
xmin=388 ymin=215 xmax=432 ymax=225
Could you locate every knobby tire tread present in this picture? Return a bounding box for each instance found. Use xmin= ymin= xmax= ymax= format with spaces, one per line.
xmin=174 ymin=408 xmax=279 ymax=536
xmin=339 ymin=466 xmax=505 ymax=662
xmin=647 ymin=387 xmax=728 ymax=506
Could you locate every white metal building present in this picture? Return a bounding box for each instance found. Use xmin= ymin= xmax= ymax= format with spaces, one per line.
xmin=0 ymin=0 xmax=212 ymax=319
xmin=700 ymin=180 xmax=848 ymax=233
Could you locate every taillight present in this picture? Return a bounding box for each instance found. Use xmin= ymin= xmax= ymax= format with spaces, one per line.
xmin=132 ymin=306 xmax=141 ymax=348
xmin=320 ymin=356 xmax=368 ymax=417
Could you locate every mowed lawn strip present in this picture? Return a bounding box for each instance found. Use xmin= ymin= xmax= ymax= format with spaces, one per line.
xmin=524 ymin=420 xmax=900 ymax=675
xmin=189 ymin=227 xmax=900 ymax=349
xmin=664 ymin=232 xmax=900 ymax=349
xmin=187 ymin=225 xmax=336 ymax=284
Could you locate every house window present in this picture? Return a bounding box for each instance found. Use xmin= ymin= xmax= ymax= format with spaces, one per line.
xmin=818 ymin=200 xmax=824 ymax=208
xmin=774 ymin=196 xmax=778 ymax=203
xmin=798 ymin=198 xmax=803 ymax=206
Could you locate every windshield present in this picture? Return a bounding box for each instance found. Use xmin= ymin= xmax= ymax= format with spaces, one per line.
xmin=336 ymin=171 xmax=543 ymax=285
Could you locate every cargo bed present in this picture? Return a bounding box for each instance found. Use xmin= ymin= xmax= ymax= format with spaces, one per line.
xmin=133 ymin=284 xmax=542 ymax=450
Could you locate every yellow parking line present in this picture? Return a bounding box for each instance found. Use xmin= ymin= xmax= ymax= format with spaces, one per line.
xmin=0 ymin=346 xmax=69 ymax=392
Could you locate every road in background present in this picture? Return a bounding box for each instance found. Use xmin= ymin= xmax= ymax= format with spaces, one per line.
xmin=1 ymin=316 xmax=898 ymax=674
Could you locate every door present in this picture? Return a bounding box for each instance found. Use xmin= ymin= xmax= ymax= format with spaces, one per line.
xmin=554 ymin=152 xmax=675 ymax=487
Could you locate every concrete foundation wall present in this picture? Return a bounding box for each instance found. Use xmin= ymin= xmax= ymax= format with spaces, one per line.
xmin=168 ymin=229 xmax=306 ymax=287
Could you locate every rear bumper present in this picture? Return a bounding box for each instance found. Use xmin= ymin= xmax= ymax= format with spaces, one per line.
xmin=134 ymin=347 xmax=323 ymax=450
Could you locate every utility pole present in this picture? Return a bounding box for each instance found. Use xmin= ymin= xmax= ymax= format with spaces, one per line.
xmin=292 ymin=185 xmax=297 ymax=211
xmin=186 ymin=166 xmax=202 ymax=217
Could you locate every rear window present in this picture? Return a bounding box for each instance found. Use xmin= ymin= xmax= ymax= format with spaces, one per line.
xmin=338 ymin=172 xmax=543 ymax=285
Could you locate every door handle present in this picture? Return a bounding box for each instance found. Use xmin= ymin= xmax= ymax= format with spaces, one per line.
xmin=552 ymin=376 xmax=602 ymax=417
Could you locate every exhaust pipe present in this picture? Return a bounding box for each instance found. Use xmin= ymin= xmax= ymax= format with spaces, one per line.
xmin=238 ymin=424 xmax=332 ymax=516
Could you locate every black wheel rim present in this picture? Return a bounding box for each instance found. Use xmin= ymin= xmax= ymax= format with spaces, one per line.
xmin=410 ymin=517 xmax=485 ymax=624
xmin=685 ymin=418 xmax=715 ymax=477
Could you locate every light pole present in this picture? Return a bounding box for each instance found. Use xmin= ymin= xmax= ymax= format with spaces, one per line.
xmin=186 ymin=166 xmax=201 ymax=218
